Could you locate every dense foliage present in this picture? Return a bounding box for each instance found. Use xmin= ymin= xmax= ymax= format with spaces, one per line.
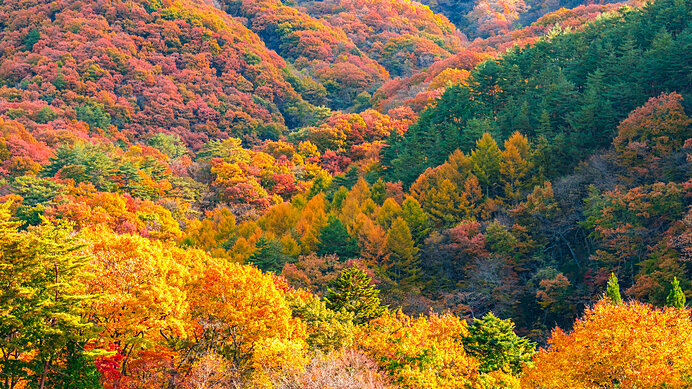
xmin=0 ymin=0 xmax=690 ymax=387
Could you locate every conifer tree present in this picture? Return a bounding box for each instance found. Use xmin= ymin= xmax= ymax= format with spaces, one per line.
xmin=666 ymin=277 xmax=686 ymax=309
xmin=401 ymin=196 xmax=429 ymax=244
xmin=606 ymin=273 xmax=622 ymax=304
xmin=316 ymin=216 xmax=359 ymax=259
xmin=463 ymin=312 xmax=536 ymax=375
xmin=248 ymin=236 xmax=289 ymax=273
xmin=470 ymin=133 xmax=502 ymax=197
xmin=325 ymin=267 xmax=386 ymax=324
xmin=370 ymin=178 xmax=387 ymax=206
xmin=385 ymin=218 xmax=421 ymax=290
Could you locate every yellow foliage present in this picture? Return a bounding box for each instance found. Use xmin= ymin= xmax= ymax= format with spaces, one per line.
xmin=358 ymin=310 xmax=481 ymax=388
xmin=522 ymin=299 xmax=692 ymax=388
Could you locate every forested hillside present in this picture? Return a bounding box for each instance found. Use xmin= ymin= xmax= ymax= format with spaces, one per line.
xmin=0 ymin=0 xmax=690 ymax=387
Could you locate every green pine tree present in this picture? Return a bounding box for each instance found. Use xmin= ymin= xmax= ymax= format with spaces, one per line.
xmin=316 ymin=216 xmax=359 ymax=259
xmin=325 ymin=267 xmax=386 ymax=325
xmin=248 ymin=236 xmax=289 ymax=273
xmin=666 ymin=277 xmax=686 ymax=309
xmin=462 ymin=312 xmax=536 ymax=375
xmin=606 ymin=272 xmax=622 ymax=304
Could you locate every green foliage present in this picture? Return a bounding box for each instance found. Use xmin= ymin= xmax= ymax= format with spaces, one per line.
xmin=148 ymin=133 xmax=187 ymax=159
xmin=401 ymin=196 xmax=429 ymax=244
xmin=0 ymin=202 xmax=98 ymax=388
xmin=382 ymin=0 xmax=692 ymax=184
xmin=23 ymin=28 xmax=40 ymax=51
xmin=384 ymin=217 xmax=421 ymax=291
xmin=75 ymin=102 xmax=111 ymax=131
xmin=370 ymin=178 xmax=387 ymax=206
xmin=325 ymin=267 xmax=386 ymax=325
xmin=11 ymin=176 xmax=65 ymax=226
xmin=248 ymin=235 xmax=291 ymax=273
xmin=606 ymin=273 xmax=622 ymax=305
xmin=666 ymin=277 xmax=686 ymax=309
xmin=289 ymin=295 xmax=355 ymax=352
xmin=316 ymin=216 xmax=359 ymax=259
xmin=462 ymin=312 xmax=535 ymax=375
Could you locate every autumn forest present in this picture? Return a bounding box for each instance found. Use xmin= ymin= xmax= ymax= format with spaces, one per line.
xmin=0 ymin=0 xmax=690 ymax=387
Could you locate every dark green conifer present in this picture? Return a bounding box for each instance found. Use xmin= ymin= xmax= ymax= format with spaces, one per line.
xmin=316 ymin=216 xmax=359 ymax=259
xmin=462 ymin=312 xmax=536 ymax=374
xmin=325 ymin=267 xmax=386 ymax=325
xmin=248 ymin=236 xmax=289 ymax=273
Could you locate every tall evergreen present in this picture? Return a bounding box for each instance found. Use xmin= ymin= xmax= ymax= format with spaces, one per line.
xmin=462 ymin=312 xmax=536 ymax=375
xmin=316 ymin=216 xmax=359 ymax=259
xmin=248 ymin=236 xmax=289 ymax=273
xmin=325 ymin=267 xmax=386 ymax=325
xmin=385 ymin=217 xmax=422 ymax=291
xmin=606 ymin=273 xmax=622 ymax=305
xmin=666 ymin=277 xmax=686 ymax=309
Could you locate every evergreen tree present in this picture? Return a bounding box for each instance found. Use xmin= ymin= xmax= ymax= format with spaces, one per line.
xmin=666 ymin=277 xmax=686 ymax=309
xmin=316 ymin=216 xmax=359 ymax=259
xmin=325 ymin=267 xmax=386 ymax=325
xmin=248 ymin=236 xmax=289 ymax=273
xmin=330 ymin=186 xmax=349 ymax=210
xmin=23 ymin=28 xmax=40 ymax=51
xmin=332 ymin=166 xmax=359 ymax=191
xmin=462 ymin=312 xmax=536 ymax=375
xmin=606 ymin=273 xmax=622 ymax=305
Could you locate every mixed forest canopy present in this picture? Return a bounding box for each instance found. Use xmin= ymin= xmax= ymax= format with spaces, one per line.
xmin=0 ymin=0 xmax=690 ymax=387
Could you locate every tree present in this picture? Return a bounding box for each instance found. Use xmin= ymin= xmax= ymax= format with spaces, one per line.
xmin=188 ymin=259 xmax=304 ymax=374
xmin=401 ymin=196 xmax=429 ymax=244
xmin=605 ymin=272 xmax=622 ymax=304
xmin=289 ymin=296 xmax=355 ymax=352
xmin=325 ymin=267 xmax=386 ymax=325
xmin=500 ymin=132 xmax=532 ymax=204
xmin=0 ymin=201 xmax=99 ymax=389
xmin=470 ymin=133 xmax=502 ymax=198
xmin=358 ymin=311 xmax=484 ymax=388
xmin=463 ymin=313 xmax=535 ymax=375
xmin=523 ymin=300 xmax=692 ymax=388
xmin=316 ymin=216 xmax=359 ymax=259
xmin=384 ymin=218 xmax=421 ymax=290
xmin=248 ymin=235 xmax=290 ymax=273
xmin=666 ymin=277 xmax=686 ymax=309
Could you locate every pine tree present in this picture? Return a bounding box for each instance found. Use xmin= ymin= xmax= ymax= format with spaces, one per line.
xmin=248 ymin=236 xmax=288 ymax=273
xmin=325 ymin=267 xmax=386 ymax=325
xmin=332 ymin=166 xmax=359 ymax=190
xmin=666 ymin=277 xmax=686 ymax=309
xmin=316 ymin=216 xmax=359 ymax=259
xmin=606 ymin=273 xmax=622 ymax=304
xmin=462 ymin=312 xmax=536 ymax=374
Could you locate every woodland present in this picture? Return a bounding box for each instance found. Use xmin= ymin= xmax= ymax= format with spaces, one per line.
xmin=0 ymin=0 xmax=690 ymax=387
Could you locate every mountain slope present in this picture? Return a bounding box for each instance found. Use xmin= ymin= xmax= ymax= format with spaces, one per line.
xmin=0 ymin=0 xmax=323 ymax=149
